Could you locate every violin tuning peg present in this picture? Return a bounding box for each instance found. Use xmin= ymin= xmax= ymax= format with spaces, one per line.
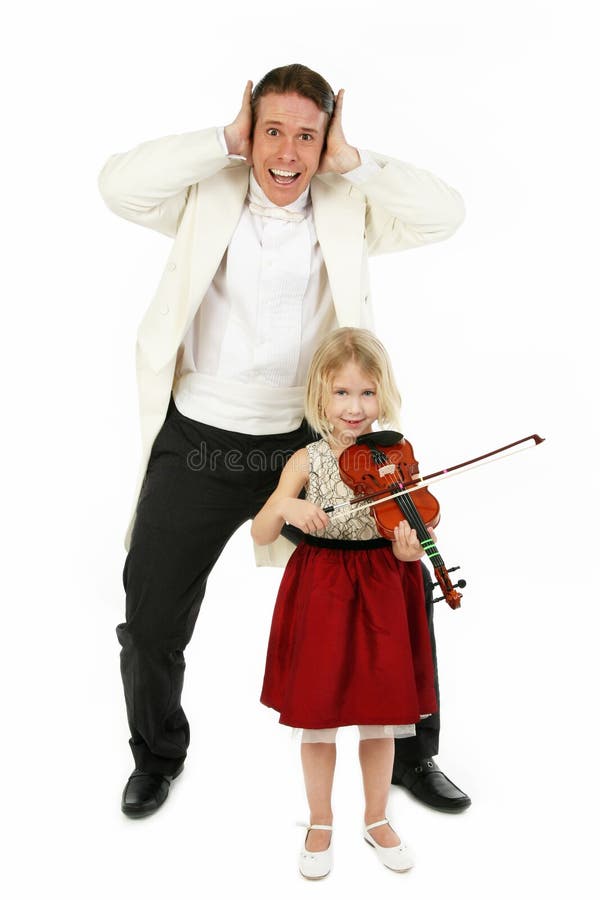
xmin=433 ymin=576 xmax=466 ymax=603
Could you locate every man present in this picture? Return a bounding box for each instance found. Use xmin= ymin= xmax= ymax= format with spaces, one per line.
xmin=99 ymin=64 xmax=468 ymax=817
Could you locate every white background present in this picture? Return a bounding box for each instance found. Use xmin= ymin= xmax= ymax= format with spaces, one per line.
xmin=3 ymin=1 xmax=598 ymax=897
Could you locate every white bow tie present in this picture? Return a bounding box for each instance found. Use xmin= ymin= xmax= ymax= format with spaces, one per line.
xmin=248 ymin=201 xmax=306 ymax=223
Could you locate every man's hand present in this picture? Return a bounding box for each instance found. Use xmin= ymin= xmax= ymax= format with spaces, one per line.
xmin=224 ymin=80 xmax=253 ymax=160
xmin=318 ymin=89 xmax=361 ymax=175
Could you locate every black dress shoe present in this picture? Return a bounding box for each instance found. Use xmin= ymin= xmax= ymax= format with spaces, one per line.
xmin=391 ymin=758 xmax=471 ymax=813
xmin=121 ymin=764 xmax=184 ymax=818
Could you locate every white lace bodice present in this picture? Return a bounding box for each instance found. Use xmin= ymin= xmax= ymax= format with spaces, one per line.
xmin=305 ymin=439 xmax=381 ymax=541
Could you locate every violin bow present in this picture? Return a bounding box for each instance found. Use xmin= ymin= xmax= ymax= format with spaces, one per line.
xmin=324 ymin=433 xmax=545 ymax=520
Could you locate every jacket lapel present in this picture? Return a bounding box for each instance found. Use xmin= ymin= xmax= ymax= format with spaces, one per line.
xmin=138 ymin=165 xmax=249 ymax=373
xmin=311 ymin=175 xmax=366 ymax=325
xmin=187 ymin=165 xmax=249 ymax=331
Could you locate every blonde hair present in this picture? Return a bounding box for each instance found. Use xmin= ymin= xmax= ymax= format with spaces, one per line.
xmin=305 ymin=328 xmax=402 ymax=438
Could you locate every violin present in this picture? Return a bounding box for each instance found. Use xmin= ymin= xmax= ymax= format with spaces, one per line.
xmin=333 ymin=431 xmax=465 ymax=609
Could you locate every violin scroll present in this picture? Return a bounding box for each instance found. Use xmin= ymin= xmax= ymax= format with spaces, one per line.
xmin=432 ymin=566 xmax=466 ymax=609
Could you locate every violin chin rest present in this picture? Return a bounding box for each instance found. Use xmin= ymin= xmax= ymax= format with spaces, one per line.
xmin=356 ymin=430 xmax=404 ymax=447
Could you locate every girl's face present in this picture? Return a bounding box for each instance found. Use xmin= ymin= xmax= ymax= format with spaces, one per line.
xmin=324 ymin=361 xmax=380 ymax=443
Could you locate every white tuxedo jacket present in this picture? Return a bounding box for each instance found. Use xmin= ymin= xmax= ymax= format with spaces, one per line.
xmin=99 ymin=127 xmax=464 ymax=564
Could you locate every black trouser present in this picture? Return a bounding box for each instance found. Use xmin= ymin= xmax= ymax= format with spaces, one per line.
xmin=393 ymin=564 xmax=440 ymax=762
xmin=117 ymin=398 xmax=440 ymax=775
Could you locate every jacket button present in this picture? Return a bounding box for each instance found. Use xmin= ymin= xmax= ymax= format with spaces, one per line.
xmin=167 ymin=262 xmax=176 ymax=271
xmin=159 ymin=304 xmax=170 ymax=315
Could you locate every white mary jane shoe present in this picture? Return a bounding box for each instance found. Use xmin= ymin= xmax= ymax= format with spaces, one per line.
xmin=299 ymin=824 xmax=333 ymax=880
xmin=363 ymin=818 xmax=414 ymax=872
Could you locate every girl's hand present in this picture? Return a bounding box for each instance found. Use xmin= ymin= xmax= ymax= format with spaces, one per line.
xmin=278 ymin=499 xmax=330 ymax=534
xmin=392 ymin=521 xmax=437 ymax=561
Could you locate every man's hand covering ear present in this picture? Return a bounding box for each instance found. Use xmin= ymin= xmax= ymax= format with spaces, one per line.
xmin=224 ymin=80 xmax=254 ymax=160
xmin=317 ymin=89 xmax=361 ymax=175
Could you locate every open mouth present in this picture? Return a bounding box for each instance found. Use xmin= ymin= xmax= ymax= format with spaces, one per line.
xmin=269 ymin=168 xmax=301 ymax=186
xmin=342 ymin=419 xmax=365 ymax=427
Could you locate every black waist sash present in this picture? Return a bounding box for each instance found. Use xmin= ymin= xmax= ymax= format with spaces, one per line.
xmin=303 ymin=535 xmax=389 ymax=551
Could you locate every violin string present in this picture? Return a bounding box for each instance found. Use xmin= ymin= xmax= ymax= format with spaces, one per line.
xmin=372 ymin=447 xmax=445 ymax=568
xmin=373 ymin=448 xmax=460 ymax=603
xmin=332 ymin=442 xmax=458 ymax=603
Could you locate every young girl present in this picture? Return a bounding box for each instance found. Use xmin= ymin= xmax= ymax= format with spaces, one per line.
xmin=251 ymin=328 xmax=437 ymax=879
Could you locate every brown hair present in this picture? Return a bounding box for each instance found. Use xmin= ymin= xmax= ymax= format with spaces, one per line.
xmin=251 ymin=64 xmax=335 ymax=125
xmin=305 ymin=328 xmax=402 ymax=439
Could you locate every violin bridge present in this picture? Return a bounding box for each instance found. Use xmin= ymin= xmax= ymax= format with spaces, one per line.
xmin=378 ymin=464 xmax=396 ymax=477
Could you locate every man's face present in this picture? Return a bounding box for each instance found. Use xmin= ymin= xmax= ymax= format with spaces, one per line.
xmin=251 ymin=91 xmax=328 ymax=206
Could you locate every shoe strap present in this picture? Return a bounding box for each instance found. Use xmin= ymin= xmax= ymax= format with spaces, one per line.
xmin=296 ymin=820 xmax=333 ymax=832
xmin=366 ymin=818 xmax=389 ymax=831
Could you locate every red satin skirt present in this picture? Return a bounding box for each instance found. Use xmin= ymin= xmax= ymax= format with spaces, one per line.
xmin=260 ymin=541 xmax=438 ymax=729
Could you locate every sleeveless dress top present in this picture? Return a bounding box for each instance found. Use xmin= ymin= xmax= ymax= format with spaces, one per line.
xmin=304 ymin=439 xmax=380 ymax=540
xmin=260 ymin=439 xmax=438 ymax=733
